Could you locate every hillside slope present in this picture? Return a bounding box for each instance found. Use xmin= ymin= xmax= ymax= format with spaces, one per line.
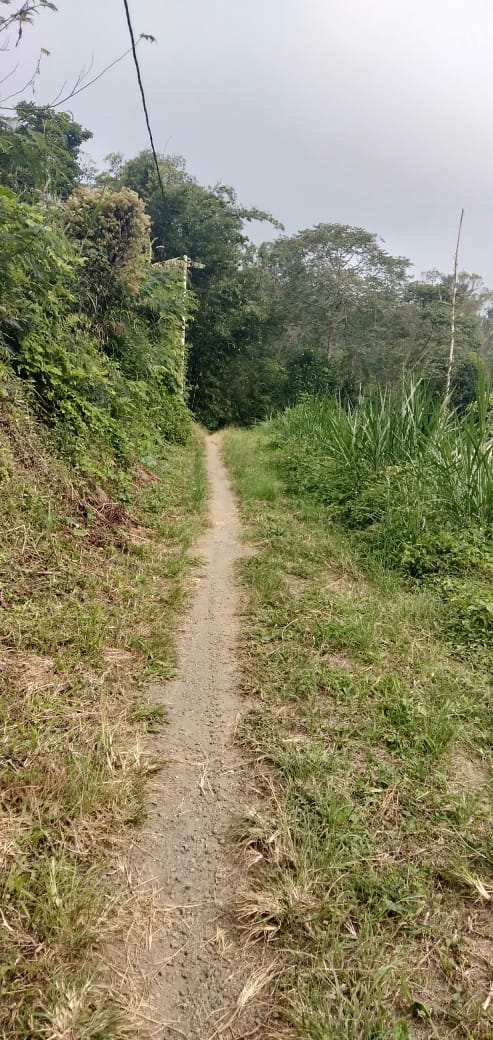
xmin=0 ymin=369 xmax=205 ymax=1038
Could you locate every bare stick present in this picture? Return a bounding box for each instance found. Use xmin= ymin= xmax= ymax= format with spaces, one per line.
xmin=51 ymin=48 xmax=132 ymax=108
xmin=0 ymin=46 xmax=136 ymax=111
xmin=0 ymin=47 xmax=47 ymax=103
xmin=445 ymin=207 xmax=464 ymax=402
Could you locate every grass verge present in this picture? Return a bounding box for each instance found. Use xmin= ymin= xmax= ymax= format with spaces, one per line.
xmin=0 ymin=397 xmax=206 ymax=1039
xmin=223 ymin=426 xmax=493 ymax=1040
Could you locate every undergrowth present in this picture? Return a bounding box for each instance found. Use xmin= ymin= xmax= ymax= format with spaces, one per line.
xmin=268 ymin=383 xmax=493 ymax=659
xmin=0 ymin=389 xmax=206 ymax=1039
xmin=224 ymin=426 xmax=493 ymax=1040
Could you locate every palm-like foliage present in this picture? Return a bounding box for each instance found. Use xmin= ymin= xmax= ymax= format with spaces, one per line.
xmin=271 ymin=379 xmax=493 ymax=535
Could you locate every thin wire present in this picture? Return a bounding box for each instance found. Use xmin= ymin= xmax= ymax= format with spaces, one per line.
xmin=122 ymin=0 xmax=166 ymax=201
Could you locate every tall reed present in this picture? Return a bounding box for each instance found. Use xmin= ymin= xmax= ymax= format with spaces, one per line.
xmin=271 ymin=379 xmax=493 ymax=539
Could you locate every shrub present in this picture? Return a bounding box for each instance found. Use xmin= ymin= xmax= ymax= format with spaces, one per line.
xmin=0 ymin=185 xmax=191 ymax=480
xmin=271 ymin=381 xmax=493 ymax=534
xmin=269 ymin=381 xmax=493 ymax=601
xmin=64 ymin=186 xmax=150 ymax=317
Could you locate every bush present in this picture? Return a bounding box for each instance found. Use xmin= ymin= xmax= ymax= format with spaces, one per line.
xmin=271 ymin=381 xmax=493 ymax=534
xmin=0 ymin=185 xmax=191 ymax=481
xmin=284 ymin=350 xmax=358 ymax=406
xmin=64 ymin=186 xmax=150 ymax=313
xmin=268 ymin=381 xmax=493 ymax=657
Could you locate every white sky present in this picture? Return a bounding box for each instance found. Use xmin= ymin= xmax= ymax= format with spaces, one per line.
xmin=3 ymin=0 xmax=493 ymax=282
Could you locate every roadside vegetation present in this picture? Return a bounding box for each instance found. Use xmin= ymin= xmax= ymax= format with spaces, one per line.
xmin=223 ymin=402 xmax=492 ymax=1040
xmin=2 ymin=5 xmax=493 ymax=1036
xmin=0 ymin=377 xmax=205 ymax=1038
xmin=0 ymin=14 xmax=206 ymax=1033
xmin=272 ymin=383 xmax=493 ymax=656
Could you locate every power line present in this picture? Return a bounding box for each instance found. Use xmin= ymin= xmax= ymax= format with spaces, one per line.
xmin=122 ymin=0 xmax=165 ymax=201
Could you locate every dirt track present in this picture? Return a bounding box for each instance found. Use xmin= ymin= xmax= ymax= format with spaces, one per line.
xmin=130 ymin=434 xmax=259 ymax=1039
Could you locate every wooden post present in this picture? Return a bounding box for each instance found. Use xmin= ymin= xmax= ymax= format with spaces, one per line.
xmin=445 ymin=208 xmax=464 ymax=402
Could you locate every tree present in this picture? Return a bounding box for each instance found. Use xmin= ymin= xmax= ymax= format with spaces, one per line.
xmin=99 ymin=149 xmax=279 ymax=425
xmin=283 ymin=350 xmax=357 ymax=406
xmin=0 ymin=1 xmax=56 ymax=42
xmin=403 ymin=271 xmax=491 ymax=384
xmin=260 ymin=224 xmax=410 ymax=383
xmin=0 ymin=102 xmax=92 ymax=198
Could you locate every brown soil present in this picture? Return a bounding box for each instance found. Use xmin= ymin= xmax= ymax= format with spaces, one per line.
xmin=128 ymin=435 xmax=267 ymax=1039
xmin=448 ymin=748 xmax=490 ymax=793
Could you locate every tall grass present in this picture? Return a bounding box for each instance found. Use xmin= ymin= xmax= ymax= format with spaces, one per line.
xmin=272 ymin=380 xmax=492 ymax=524
xmin=270 ymin=380 xmax=493 ymax=575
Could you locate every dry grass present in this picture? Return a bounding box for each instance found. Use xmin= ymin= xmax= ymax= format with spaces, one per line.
xmin=0 ymin=400 xmax=206 ymax=1038
xmin=447 ymin=748 xmax=490 ymax=794
xmin=208 ymin=961 xmax=280 ymax=1040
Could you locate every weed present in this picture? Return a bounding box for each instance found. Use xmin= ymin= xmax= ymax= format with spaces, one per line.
xmin=131 ymin=701 xmax=168 ymax=732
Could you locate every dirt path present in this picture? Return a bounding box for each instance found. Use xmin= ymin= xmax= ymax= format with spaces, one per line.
xmin=130 ymin=435 xmax=260 ymax=1039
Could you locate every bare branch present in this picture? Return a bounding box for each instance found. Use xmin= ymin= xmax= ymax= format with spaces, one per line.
xmin=0 ymin=36 xmax=147 ymax=112
xmin=0 ymin=59 xmax=19 ymax=85
xmin=51 ymin=38 xmax=149 ymax=108
xmin=0 ymin=2 xmax=57 ymax=43
xmin=0 ymin=46 xmax=45 ymax=102
xmin=47 ymin=76 xmax=67 ymax=105
xmin=48 ymin=55 xmax=94 ymax=106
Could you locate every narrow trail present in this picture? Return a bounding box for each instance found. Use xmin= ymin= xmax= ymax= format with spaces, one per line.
xmin=131 ymin=434 xmax=259 ymax=1039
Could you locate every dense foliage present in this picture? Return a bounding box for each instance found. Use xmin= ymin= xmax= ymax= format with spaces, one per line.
xmin=0 ymin=119 xmax=191 ymax=485
xmin=97 ymin=149 xmax=281 ymax=427
xmin=1 ymin=87 xmax=493 ymax=447
xmin=100 ymin=153 xmax=493 ymax=425
xmin=0 ymin=103 xmax=92 ymax=198
xmin=2 ymin=86 xmax=492 ymax=436
xmin=269 ymin=382 xmax=493 ymax=650
xmin=258 ymin=227 xmax=492 ymax=411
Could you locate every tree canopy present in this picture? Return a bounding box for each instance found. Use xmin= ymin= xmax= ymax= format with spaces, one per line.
xmin=0 ymin=102 xmax=92 ymax=198
xmin=0 ymin=102 xmax=491 ymax=431
xmin=98 ymin=149 xmax=280 ymax=426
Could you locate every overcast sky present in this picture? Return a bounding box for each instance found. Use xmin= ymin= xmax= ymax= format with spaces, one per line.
xmin=5 ymin=0 xmax=493 ymax=282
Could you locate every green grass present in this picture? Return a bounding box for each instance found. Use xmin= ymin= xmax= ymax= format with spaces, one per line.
xmin=223 ymin=426 xmax=493 ymax=1040
xmin=0 ymin=400 xmax=206 ymax=1039
xmin=269 ymin=383 xmax=493 ymax=591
